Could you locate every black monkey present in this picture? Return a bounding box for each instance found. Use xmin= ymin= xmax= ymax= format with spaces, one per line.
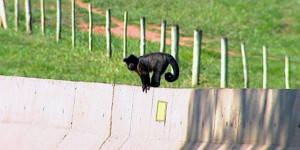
xmin=123 ymin=52 xmax=179 ymax=93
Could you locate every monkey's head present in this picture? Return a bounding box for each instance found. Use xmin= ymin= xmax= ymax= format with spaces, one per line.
xmin=123 ymin=54 xmax=139 ymax=71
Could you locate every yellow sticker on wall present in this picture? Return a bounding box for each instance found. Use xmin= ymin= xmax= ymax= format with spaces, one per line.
xmin=156 ymin=100 xmax=167 ymax=121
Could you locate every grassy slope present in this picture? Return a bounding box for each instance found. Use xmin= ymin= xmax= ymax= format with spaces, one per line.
xmin=87 ymin=0 xmax=300 ymax=57
xmin=0 ymin=0 xmax=299 ymax=88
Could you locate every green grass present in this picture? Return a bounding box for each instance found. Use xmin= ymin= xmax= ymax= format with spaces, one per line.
xmin=0 ymin=0 xmax=299 ymax=89
xmin=88 ymin=0 xmax=300 ymax=57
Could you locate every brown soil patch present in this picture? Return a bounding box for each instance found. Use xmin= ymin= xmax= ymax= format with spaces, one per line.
xmin=74 ymin=0 xmax=191 ymax=47
xmin=73 ymin=0 xmax=250 ymax=57
xmin=71 ymin=0 xmax=300 ymax=64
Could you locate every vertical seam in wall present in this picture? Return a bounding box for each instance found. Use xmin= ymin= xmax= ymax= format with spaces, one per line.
xmin=70 ymin=86 xmax=77 ymax=129
xmin=56 ymin=83 xmax=77 ymax=148
xmin=167 ymin=89 xmax=175 ymax=141
xmin=98 ymin=84 xmax=115 ymax=150
xmin=147 ymin=89 xmax=155 ymax=140
xmin=235 ymin=90 xmax=241 ymax=143
xmin=118 ymin=87 xmax=135 ymax=150
xmin=261 ymin=89 xmax=268 ymax=144
xmin=212 ymin=89 xmax=218 ymax=142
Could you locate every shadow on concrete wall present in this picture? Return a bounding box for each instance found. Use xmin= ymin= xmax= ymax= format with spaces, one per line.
xmin=181 ymin=89 xmax=300 ymax=150
xmin=180 ymin=89 xmax=217 ymax=150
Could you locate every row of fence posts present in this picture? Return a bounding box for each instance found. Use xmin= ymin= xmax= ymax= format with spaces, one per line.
xmin=221 ymin=41 xmax=290 ymax=89
xmin=0 ymin=0 xmax=8 ymax=29
xmin=0 ymin=0 xmax=291 ymax=89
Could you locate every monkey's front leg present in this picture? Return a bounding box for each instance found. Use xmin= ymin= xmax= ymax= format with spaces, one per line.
xmin=140 ymin=74 xmax=150 ymax=93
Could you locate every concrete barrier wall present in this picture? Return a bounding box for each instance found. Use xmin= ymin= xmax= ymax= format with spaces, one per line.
xmin=0 ymin=76 xmax=76 ymax=150
xmin=0 ymin=76 xmax=299 ymax=150
xmin=57 ymin=82 xmax=114 ymax=150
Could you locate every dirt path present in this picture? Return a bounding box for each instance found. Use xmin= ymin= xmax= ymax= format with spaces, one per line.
xmin=73 ymin=0 xmax=193 ymax=47
xmin=73 ymin=0 xmax=284 ymax=60
xmin=70 ymin=0 xmax=300 ymax=65
xmin=73 ymin=0 xmax=248 ymax=57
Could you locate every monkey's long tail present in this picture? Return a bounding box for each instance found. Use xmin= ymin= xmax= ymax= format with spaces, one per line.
xmin=165 ymin=56 xmax=179 ymax=82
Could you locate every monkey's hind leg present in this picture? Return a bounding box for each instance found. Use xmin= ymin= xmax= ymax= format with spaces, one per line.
xmin=150 ymin=72 xmax=161 ymax=87
xmin=140 ymin=74 xmax=150 ymax=93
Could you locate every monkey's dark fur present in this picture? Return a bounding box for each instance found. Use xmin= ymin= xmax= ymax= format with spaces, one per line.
xmin=123 ymin=52 xmax=179 ymax=93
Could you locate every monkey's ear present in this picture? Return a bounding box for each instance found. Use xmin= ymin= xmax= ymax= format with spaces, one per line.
xmin=123 ymin=55 xmax=132 ymax=62
xmin=124 ymin=54 xmax=136 ymax=62
xmin=129 ymin=54 xmax=138 ymax=61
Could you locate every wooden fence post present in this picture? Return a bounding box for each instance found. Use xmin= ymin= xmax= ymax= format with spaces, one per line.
xmin=192 ymin=30 xmax=202 ymax=86
xmin=89 ymin=4 xmax=92 ymax=51
xmin=41 ymin=0 xmax=44 ymax=35
xmin=171 ymin=25 xmax=179 ymax=61
xmin=241 ymin=42 xmax=248 ymax=88
xmin=15 ymin=0 xmax=19 ymax=30
xmin=72 ymin=0 xmax=75 ymax=48
xmin=171 ymin=25 xmax=179 ymax=74
xmin=25 ymin=0 xmax=32 ymax=33
xmin=220 ymin=37 xmax=228 ymax=88
xmin=285 ymin=55 xmax=290 ymax=89
xmin=106 ymin=9 xmax=111 ymax=58
xmin=140 ymin=17 xmax=146 ymax=56
xmin=0 ymin=0 xmax=8 ymax=29
xmin=263 ymin=45 xmax=268 ymax=89
xmin=160 ymin=20 xmax=166 ymax=53
xmin=56 ymin=0 xmax=61 ymax=42
xmin=123 ymin=11 xmax=128 ymax=58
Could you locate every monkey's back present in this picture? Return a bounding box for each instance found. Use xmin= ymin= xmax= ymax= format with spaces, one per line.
xmin=138 ymin=52 xmax=172 ymax=73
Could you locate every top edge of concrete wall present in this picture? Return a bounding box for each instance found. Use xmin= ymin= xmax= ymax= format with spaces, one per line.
xmin=0 ymin=75 xmax=298 ymax=90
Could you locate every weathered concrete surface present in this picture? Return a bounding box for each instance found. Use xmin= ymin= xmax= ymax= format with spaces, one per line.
xmin=181 ymin=89 xmax=217 ymax=150
xmin=214 ymin=89 xmax=241 ymax=143
xmin=118 ymin=88 xmax=194 ymax=150
xmin=0 ymin=76 xmax=299 ymax=150
xmin=0 ymin=76 xmax=36 ymax=150
xmin=117 ymin=86 xmax=155 ymax=149
xmin=100 ymin=84 xmax=136 ymax=150
xmin=0 ymin=76 xmax=75 ymax=150
xmin=181 ymin=89 xmax=300 ymax=150
xmin=57 ymin=82 xmax=114 ymax=150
